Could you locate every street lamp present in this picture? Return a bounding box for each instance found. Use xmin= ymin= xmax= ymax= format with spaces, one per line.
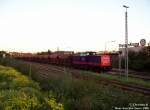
xmin=123 ymin=5 xmax=129 ymax=79
xmin=105 ymin=40 xmax=115 ymax=51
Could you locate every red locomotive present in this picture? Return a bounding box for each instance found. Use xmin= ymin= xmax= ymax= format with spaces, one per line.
xmin=72 ymin=52 xmax=111 ymax=71
xmin=16 ymin=51 xmax=112 ymax=72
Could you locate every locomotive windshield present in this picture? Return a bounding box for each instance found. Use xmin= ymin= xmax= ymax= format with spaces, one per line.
xmin=79 ymin=52 xmax=97 ymax=56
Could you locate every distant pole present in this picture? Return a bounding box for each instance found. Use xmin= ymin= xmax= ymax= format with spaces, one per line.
xmin=118 ymin=51 xmax=122 ymax=76
xmin=29 ymin=63 xmax=32 ymax=79
xmin=123 ymin=5 xmax=129 ymax=79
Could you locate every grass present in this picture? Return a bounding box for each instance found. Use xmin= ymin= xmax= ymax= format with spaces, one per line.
xmin=73 ymin=69 xmax=150 ymax=88
xmin=99 ymin=73 xmax=149 ymax=88
xmin=98 ymin=73 xmax=150 ymax=88
xmin=45 ymin=71 xmax=150 ymax=110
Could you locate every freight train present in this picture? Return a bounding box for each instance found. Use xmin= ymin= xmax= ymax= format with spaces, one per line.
xmin=16 ymin=51 xmax=112 ymax=72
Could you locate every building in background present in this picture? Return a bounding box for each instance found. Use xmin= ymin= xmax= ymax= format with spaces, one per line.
xmin=119 ymin=39 xmax=148 ymax=56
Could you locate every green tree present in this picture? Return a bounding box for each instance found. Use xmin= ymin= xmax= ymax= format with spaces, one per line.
xmin=128 ymin=46 xmax=150 ymax=71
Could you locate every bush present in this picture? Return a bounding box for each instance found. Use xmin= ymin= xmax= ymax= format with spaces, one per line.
xmin=0 ymin=90 xmax=40 ymax=110
xmin=0 ymin=66 xmax=40 ymax=90
xmin=0 ymin=65 xmax=64 ymax=110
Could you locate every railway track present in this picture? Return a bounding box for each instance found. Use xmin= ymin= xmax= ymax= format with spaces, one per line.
xmin=25 ymin=61 xmax=150 ymax=96
xmin=108 ymin=69 xmax=150 ymax=80
xmin=99 ymin=78 xmax=150 ymax=95
xmin=66 ymin=69 xmax=150 ymax=96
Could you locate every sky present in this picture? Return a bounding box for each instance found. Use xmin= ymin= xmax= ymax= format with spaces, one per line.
xmin=0 ymin=0 xmax=150 ymax=52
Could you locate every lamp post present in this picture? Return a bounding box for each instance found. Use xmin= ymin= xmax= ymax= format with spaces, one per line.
xmin=105 ymin=41 xmax=115 ymax=52
xmin=123 ymin=5 xmax=129 ymax=79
